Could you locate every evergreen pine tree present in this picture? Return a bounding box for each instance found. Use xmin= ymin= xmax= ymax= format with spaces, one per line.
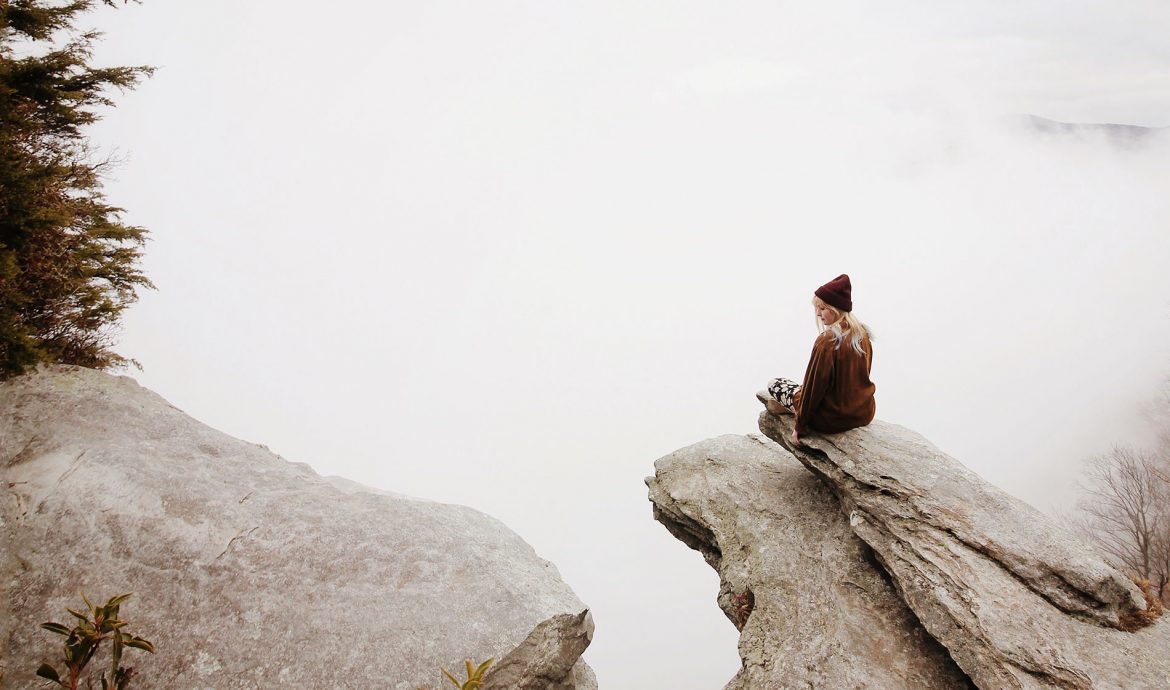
xmin=0 ymin=0 xmax=153 ymax=378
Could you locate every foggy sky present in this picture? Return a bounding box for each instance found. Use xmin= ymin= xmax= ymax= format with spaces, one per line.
xmin=79 ymin=2 xmax=1170 ymax=688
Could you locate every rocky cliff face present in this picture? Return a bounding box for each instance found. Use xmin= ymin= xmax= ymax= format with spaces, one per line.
xmin=1 ymin=366 xmax=594 ymax=689
xmin=646 ymin=435 xmax=970 ymax=689
xmin=648 ymin=412 xmax=1170 ymax=690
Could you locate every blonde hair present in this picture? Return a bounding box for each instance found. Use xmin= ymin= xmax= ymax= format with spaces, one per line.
xmin=812 ymin=296 xmax=873 ymax=354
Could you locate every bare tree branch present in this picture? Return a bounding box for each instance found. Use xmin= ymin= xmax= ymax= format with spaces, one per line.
xmin=1077 ymin=444 xmax=1170 ymax=599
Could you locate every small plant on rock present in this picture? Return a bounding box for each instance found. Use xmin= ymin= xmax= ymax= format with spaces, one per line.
xmin=36 ymin=593 xmax=155 ymax=690
xmin=731 ymin=590 xmax=755 ymax=630
xmin=440 ymin=657 xmax=494 ymax=690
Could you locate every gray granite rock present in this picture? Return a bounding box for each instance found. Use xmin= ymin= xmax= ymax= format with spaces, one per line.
xmin=483 ymin=610 xmax=596 ymax=690
xmin=646 ymin=434 xmax=971 ymax=690
xmin=760 ymin=411 xmax=1170 ymax=690
xmin=1 ymin=366 xmax=594 ymax=690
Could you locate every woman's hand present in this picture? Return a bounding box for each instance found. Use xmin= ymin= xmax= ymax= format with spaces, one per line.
xmin=791 ymin=429 xmax=801 ymax=446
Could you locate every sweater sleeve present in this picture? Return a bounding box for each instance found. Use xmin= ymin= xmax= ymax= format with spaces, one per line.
xmin=795 ymin=336 xmax=834 ymax=436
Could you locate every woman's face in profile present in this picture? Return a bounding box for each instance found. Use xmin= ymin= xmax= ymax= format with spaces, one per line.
xmin=816 ymin=303 xmax=840 ymax=326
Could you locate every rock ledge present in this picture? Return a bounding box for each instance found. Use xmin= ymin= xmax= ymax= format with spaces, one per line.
xmin=758 ymin=411 xmax=1170 ymax=690
xmin=1 ymin=366 xmax=594 ymax=689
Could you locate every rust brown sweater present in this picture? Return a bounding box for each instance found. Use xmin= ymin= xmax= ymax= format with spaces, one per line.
xmin=793 ymin=330 xmax=876 ymax=435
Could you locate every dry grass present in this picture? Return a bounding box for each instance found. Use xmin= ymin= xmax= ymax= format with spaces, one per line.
xmin=1118 ymin=577 xmax=1164 ymax=631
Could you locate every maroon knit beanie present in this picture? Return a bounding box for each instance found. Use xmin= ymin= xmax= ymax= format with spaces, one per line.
xmin=815 ymin=274 xmax=853 ymax=312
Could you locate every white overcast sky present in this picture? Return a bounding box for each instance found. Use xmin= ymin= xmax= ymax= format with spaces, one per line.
xmin=75 ymin=2 xmax=1170 ymax=688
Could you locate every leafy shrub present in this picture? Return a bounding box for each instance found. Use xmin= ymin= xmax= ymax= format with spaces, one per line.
xmin=36 ymin=592 xmax=155 ymax=690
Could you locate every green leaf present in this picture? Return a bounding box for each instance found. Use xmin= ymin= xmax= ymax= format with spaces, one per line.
xmin=111 ymin=629 xmax=123 ymax=674
xmin=66 ymin=637 xmax=97 ymax=665
xmin=80 ymin=591 xmax=95 ymax=615
xmin=103 ymin=593 xmax=131 ymax=623
xmin=35 ymin=664 xmax=61 ymax=683
xmin=474 ymin=658 xmax=494 ymax=677
xmin=67 ymin=607 xmax=90 ymax=622
xmin=106 ymin=593 xmax=133 ymax=608
xmin=101 ymin=615 xmax=125 ymax=633
xmin=124 ymin=636 xmax=155 ymax=653
xmin=465 ymin=659 xmax=474 ymax=679
xmin=441 ymin=668 xmax=461 ymax=688
xmin=41 ymin=622 xmax=72 ymax=636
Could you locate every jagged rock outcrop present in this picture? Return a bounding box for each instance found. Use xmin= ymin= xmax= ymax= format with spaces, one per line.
xmin=1 ymin=366 xmax=594 ymax=689
xmin=758 ymin=412 xmax=1170 ymax=690
xmin=646 ymin=435 xmax=971 ymax=689
xmin=483 ymin=610 xmax=596 ymax=690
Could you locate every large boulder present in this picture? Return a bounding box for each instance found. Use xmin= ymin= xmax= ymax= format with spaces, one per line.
xmin=759 ymin=411 xmax=1170 ymax=690
xmin=1 ymin=366 xmax=594 ymax=689
xmin=646 ymin=434 xmax=971 ymax=689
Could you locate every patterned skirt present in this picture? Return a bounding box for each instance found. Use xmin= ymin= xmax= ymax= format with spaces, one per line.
xmin=766 ymin=377 xmax=800 ymax=411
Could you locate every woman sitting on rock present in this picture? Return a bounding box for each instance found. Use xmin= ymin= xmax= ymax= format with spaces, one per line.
xmin=759 ymin=274 xmax=876 ymax=446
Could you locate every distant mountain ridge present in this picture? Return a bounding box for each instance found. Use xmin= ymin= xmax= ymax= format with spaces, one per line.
xmin=1021 ymin=114 xmax=1168 ymax=142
